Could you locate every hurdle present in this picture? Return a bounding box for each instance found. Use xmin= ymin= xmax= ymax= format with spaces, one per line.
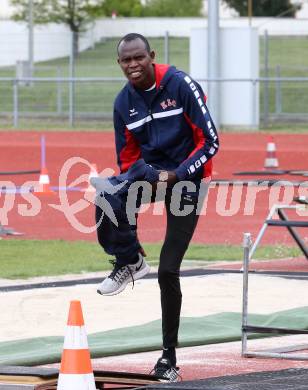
xmin=241 ymin=232 xmax=308 ymax=361
xmin=0 ymin=137 xmax=48 ymax=235
xmin=0 ymin=224 xmax=23 ymax=236
xmin=0 ymin=169 xmax=40 ymax=175
xmin=0 ymin=136 xmax=43 ymax=193
xmin=249 ymin=203 xmax=308 ymax=260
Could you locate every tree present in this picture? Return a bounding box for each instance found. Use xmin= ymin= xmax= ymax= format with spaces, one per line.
xmin=142 ymin=0 xmax=203 ymax=17
xmin=99 ymin=0 xmax=143 ymax=17
xmin=10 ymin=0 xmax=103 ymax=57
xmin=222 ymin=0 xmax=300 ymax=17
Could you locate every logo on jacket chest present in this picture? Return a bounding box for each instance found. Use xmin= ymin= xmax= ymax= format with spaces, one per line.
xmin=129 ymin=108 xmax=138 ymax=117
xmin=160 ymin=98 xmax=177 ymax=110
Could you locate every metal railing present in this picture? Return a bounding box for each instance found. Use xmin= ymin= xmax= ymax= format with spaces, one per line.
xmin=242 ymin=227 xmax=308 ymax=361
xmin=1 ymin=76 xmax=308 ymax=128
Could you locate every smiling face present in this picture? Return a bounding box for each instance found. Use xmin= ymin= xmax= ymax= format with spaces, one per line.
xmin=117 ymin=38 xmax=156 ymax=90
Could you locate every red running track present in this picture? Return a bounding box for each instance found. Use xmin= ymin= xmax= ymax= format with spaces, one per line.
xmin=48 ymin=342 xmax=308 ymax=384
xmin=0 ymin=131 xmax=307 ymax=245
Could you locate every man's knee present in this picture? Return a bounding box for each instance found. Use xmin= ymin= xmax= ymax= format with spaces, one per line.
xmin=158 ymin=267 xmax=179 ymax=286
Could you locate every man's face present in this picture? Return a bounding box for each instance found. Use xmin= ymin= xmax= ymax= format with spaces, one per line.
xmin=117 ymin=38 xmax=155 ymax=90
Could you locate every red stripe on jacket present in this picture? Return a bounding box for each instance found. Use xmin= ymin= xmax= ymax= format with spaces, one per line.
xmin=153 ymin=64 xmax=170 ymax=89
xmin=184 ymin=113 xmax=213 ymax=178
xmin=119 ymin=127 xmax=141 ymax=172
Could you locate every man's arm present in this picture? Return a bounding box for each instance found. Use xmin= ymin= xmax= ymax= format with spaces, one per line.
xmin=173 ymin=75 xmax=219 ymax=181
xmin=114 ymin=108 xmax=141 ymax=173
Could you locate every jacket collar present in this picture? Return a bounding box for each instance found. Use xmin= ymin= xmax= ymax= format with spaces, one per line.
xmin=154 ymin=63 xmax=171 ymax=89
xmin=127 ymin=63 xmax=175 ymax=93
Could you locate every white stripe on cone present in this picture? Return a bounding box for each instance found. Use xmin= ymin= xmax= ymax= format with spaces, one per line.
xmin=89 ymin=170 xmax=98 ymax=180
xmin=83 ymin=165 xmax=98 ymax=193
xmin=267 ymin=142 xmax=276 ymax=152
xmin=39 ymin=174 xmax=50 ymax=184
xmin=265 ymin=139 xmax=279 ymax=168
xmin=57 ymin=373 xmax=96 ymax=390
xmin=265 ymin=158 xmax=278 ymax=168
xmin=63 ymin=326 xmax=89 ymax=349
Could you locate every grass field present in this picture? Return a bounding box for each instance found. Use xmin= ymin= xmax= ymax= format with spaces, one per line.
xmin=0 ymin=38 xmax=188 ymax=120
xmin=1 ymin=36 xmax=308 ymax=130
xmin=259 ymin=36 xmax=308 ymax=117
xmin=0 ymin=240 xmax=302 ymax=279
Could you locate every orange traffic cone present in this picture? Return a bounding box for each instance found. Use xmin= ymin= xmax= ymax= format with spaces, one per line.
xmin=57 ymin=300 xmax=96 ymax=390
xmin=264 ymin=136 xmax=279 ymax=169
xmin=34 ymin=167 xmax=55 ymax=194
xmin=83 ymin=164 xmax=98 ymax=192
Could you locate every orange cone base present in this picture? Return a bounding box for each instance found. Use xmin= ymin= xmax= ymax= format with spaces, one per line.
xmin=34 ymin=167 xmax=56 ymax=195
xmin=34 ymin=187 xmax=56 ymax=196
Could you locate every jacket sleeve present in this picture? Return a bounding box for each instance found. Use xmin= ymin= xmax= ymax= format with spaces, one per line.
xmin=174 ymin=75 xmax=219 ymax=181
xmin=114 ymin=108 xmax=141 ymax=173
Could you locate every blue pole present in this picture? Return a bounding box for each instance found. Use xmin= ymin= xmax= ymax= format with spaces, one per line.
xmin=41 ymin=135 xmax=46 ymax=169
xmin=208 ymin=0 xmax=220 ymax=128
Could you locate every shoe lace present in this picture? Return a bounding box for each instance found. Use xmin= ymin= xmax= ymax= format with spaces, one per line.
xmin=108 ymin=260 xmax=135 ymax=288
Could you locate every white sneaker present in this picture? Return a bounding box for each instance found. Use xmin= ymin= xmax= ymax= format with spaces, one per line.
xmin=97 ymin=253 xmax=150 ymax=296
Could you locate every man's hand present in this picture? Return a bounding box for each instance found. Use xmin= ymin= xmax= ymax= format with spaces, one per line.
xmin=151 ymin=170 xmax=178 ymax=193
xmin=139 ymin=246 xmax=147 ymax=257
xmin=158 ymin=170 xmax=178 ymax=185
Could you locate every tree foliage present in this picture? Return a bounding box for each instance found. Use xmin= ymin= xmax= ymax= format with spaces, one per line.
xmin=222 ymin=0 xmax=300 ymax=17
xmin=10 ymin=0 xmax=102 ymax=56
xmin=99 ymin=0 xmax=143 ymax=17
xmin=142 ymin=0 xmax=203 ymax=17
xmin=10 ymin=0 xmax=101 ymax=31
xmin=10 ymin=0 xmax=204 ymax=21
xmin=94 ymin=0 xmax=203 ymax=17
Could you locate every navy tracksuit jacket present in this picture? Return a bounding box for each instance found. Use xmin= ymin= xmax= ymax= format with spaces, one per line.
xmin=114 ymin=63 xmax=219 ymax=183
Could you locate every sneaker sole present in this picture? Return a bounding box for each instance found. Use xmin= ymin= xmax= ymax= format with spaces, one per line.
xmin=158 ymin=377 xmax=180 ymax=383
xmin=97 ymin=264 xmax=151 ymax=296
xmin=97 ymin=280 xmax=128 ymax=296
xmin=157 ymin=370 xmax=180 ymax=382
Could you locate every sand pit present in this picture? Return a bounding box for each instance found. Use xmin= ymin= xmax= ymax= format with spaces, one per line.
xmin=0 ymin=273 xmax=308 ymax=342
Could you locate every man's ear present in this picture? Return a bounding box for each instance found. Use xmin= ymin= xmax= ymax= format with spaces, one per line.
xmin=117 ymin=58 xmax=120 ymax=64
xmin=150 ymin=50 xmax=155 ymax=61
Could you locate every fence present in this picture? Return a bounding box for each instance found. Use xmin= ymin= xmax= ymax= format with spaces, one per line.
xmin=1 ymin=77 xmax=308 ymax=128
xmin=0 ymin=34 xmax=308 ymax=128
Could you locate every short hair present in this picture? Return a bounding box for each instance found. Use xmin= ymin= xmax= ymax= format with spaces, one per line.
xmin=117 ymin=33 xmax=151 ymax=55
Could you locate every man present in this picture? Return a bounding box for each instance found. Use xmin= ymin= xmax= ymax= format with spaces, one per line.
xmin=95 ymin=33 xmax=219 ymax=381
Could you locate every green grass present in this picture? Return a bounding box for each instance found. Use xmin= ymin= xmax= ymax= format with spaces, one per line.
xmin=1 ymin=35 xmax=308 ymax=130
xmin=260 ymin=36 xmax=308 ymax=76
xmin=0 ymin=37 xmax=188 ymax=121
xmin=0 ymin=239 xmax=302 ymax=279
xmin=1 ymin=122 xmax=308 ymax=132
xmin=259 ymin=123 xmax=308 ymax=133
xmin=259 ymin=36 xmax=308 ymax=117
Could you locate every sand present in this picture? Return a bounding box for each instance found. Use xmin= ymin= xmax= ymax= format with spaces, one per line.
xmin=1 ymin=272 xmax=308 ymax=342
